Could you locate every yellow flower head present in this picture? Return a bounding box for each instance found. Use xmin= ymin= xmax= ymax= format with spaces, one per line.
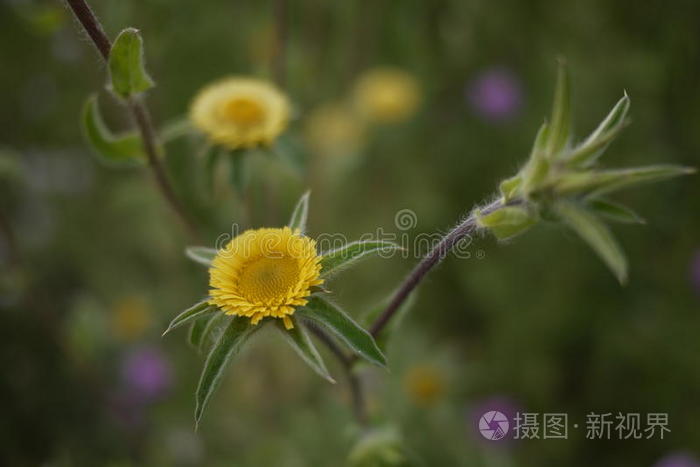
xmin=353 ymin=67 xmax=421 ymax=124
xmin=404 ymin=365 xmax=446 ymax=407
xmin=208 ymin=227 xmax=323 ymax=329
xmin=190 ymin=77 xmax=290 ymax=149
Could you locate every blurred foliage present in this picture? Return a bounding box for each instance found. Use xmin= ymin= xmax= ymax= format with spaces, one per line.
xmin=1 ymin=0 xmax=699 ymax=465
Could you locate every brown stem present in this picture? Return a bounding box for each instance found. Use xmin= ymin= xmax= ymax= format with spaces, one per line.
xmin=307 ymin=323 xmax=368 ymax=425
xmin=272 ymin=0 xmax=288 ymax=87
xmin=64 ymin=0 xmax=200 ymax=241
xmin=369 ymin=200 xmax=504 ymax=338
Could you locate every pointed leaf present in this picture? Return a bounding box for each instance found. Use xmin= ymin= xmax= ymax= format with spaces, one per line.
xmin=188 ymin=315 xmax=211 ymax=350
xmin=476 ymin=206 xmax=539 ymax=240
xmin=566 ymin=94 xmax=630 ymax=167
xmin=163 ymin=299 xmax=215 ymax=336
xmin=554 ymin=201 xmax=628 ymax=284
xmin=320 ymin=241 xmax=404 ymax=278
xmin=288 ymin=190 xmax=310 ymax=234
xmin=545 ymin=59 xmax=572 ymax=158
xmin=82 ymin=95 xmax=145 ymax=165
xmin=161 ymin=117 xmax=194 ymax=143
xmin=554 ymin=165 xmax=695 ymax=198
xmin=297 ymin=296 xmax=387 ymax=368
xmin=587 ymin=199 xmax=645 ymax=224
xmin=185 ymin=246 xmax=217 ymax=267
xmin=108 ymin=28 xmax=155 ymax=99
xmin=275 ymin=317 xmax=335 ymax=383
xmin=521 ymin=122 xmax=551 ymax=196
xmin=194 ymin=316 xmax=258 ymax=428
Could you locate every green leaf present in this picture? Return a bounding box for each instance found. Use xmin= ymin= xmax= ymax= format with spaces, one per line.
xmin=190 ymin=313 xmax=229 ymax=353
xmin=587 ymin=199 xmax=645 ymax=224
xmin=499 ymin=174 xmax=522 ymax=202
xmin=163 ymin=299 xmax=216 ymax=336
xmin=81 ymin=95 xmax=145 ymax=165
xmin=297 ymin=296 xmax=387 ymax=368
xmin=188 ymin=315 xmax=211 ymax=350
xmin=521 ymin=122 xmax=551 ymax=196
xmin=185 ymin=246 xmax=217 ymax=267
xmin=476 ymin=206 xmax=539 ymax=240
xmin=288 ymin=190 xmax=311 ymax=234
xmin=320 ymin=241 xmax=404 ymax=278
xmin=275 ymin=317 xmax=335 ymax=383
xmin=108 ymin=28 xmax=155 ymax=99
xmin=554 ymin=165 xmax=695 ymax=198
xmin=554 ymin=201 xmax=628 ymax=284
xmin=566 ymin=94 xmax=630 ymax=167
xmin=545 ymin=59 xmax=572 ymax=158
xmin=194 ymin=316 xmax=258 ymax=428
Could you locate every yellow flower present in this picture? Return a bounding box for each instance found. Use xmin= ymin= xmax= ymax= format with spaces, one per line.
xmin=305 ymin=103 xmax=365 ymax=157
xmin=208 ymin=227 xmax=323 ymax=330
xmin=404 ymin=365 xmax=446 ymax=407
xmin=353 ymin=67 xmax=421 ymax=124
xmin=111 ymin=295 xmax=151 ymax=341
xmin=189 ymin=77 xmax=290 ymax=149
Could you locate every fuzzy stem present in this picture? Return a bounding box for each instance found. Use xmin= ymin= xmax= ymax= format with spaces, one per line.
xmin=369 ymin=199 xmax=504 ymax=337
xmin=64 ymin=0 xmax=200 ymax=241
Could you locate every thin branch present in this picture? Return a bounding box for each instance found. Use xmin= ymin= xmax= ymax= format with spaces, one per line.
xmin=307 ymin=323 xmax=368 ymax=425
xmin=369 ymin=199 xmax=506 ymax=337
xmin=64 ymin=0 xmax=200 ymax=241
xmin=272 ymin=0 xmax=288 ymax=87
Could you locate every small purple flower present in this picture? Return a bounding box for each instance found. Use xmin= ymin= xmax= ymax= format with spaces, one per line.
xmin=121 ymin=346 xmax=173 ymax=402
xmin=467 ymin=68 xmax=523 ymax=122
xmin=690 ymin=250 xmax=700 ymax=297
xmin=653 ymin=452 xmax=700 ymax=467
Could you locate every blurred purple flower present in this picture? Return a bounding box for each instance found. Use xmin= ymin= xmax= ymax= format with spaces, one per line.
xmin=690 ymin=250 xmax=700 ymax=297
xmin=467 ymin=68 xmax=523 ymax=122
xmin=121 ymin=346 xmax=173 ymax=402
xmin=653 ymin=452 xmax=700 ymax=467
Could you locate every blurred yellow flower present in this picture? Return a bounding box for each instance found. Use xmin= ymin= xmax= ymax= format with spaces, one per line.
xmin=208 ymin=227 xmax=323 ymax=329
xmin=353 ymin=67 xmax=421 ymax=124
xmin=189 ymin=77 xmax=290 ymax=149
xmin=111 ymin=296 xmax=151 ymax=341
xmin=404 ymin=365 xmax=446 ymax=407
xmin=305 ymin=103 xmax=365 ymax=157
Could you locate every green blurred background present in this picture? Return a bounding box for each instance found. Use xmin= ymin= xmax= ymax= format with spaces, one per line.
xmin=1 ymin=0 xmax=699 ymax=465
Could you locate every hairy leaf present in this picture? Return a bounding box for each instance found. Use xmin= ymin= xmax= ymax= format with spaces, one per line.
xmin=276 ymin=318 xmax=335 ymax=383
xmin=108 ymin=28 xmax=154 ymax=99
xmin=163 ymin=299 xmax=215 ymax=336
xmin=555 ymin=201 xmax=628 ymax=284
xmin=82 ymin=95 xmax=145 ymax=164
xmin=320 ymin=241 xmax=403 ymax=278
xmin=288 ymin=190 xmax=311 ymax=234
xmin=297 ymin=296 xmax=386 ymax=368
xmin=185 ymin=246 xmax=217 ymax=267
xmin=194 ymin=316 xmax=258 ymax=428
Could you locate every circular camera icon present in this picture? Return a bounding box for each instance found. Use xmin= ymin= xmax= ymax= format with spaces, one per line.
xmin=479 ymin=410 xmax=510 ymax=441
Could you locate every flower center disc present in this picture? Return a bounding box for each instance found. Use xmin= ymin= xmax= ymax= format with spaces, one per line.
xmin=238 ymin=256 xmax=300 ymax=302
xmin=222 ymin=97 xmax=265 ymax=127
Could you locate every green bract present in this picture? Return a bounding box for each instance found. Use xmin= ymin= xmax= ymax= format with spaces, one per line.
xmin=476 ymin=61 xmax=695 ymax=282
